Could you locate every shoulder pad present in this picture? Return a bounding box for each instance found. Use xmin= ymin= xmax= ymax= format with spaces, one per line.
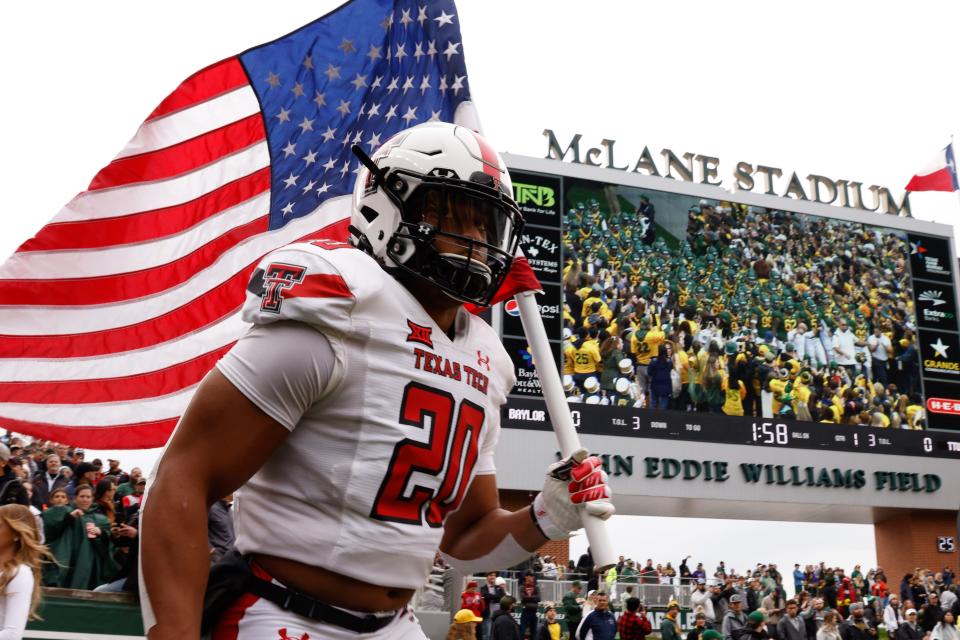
xmin=242 ymin=240 xmax=385 ymax=336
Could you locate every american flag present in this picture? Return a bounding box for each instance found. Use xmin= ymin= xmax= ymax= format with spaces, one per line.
xmin=0 ymin=0 xmax=535 ymax=449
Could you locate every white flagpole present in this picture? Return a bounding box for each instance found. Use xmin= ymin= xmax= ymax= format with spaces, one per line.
xmin=514 ymin=291 xmax=617 ymax=571
xmin=952 ymin=135 xmax=960 ymax=212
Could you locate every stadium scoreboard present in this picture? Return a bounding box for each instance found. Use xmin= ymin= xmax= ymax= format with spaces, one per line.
xmin=498 ymin=154 xmax=960 ymax=460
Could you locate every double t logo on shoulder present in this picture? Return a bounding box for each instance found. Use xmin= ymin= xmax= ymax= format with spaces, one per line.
xmin=260 ymin=262 xmax=307 ymax=313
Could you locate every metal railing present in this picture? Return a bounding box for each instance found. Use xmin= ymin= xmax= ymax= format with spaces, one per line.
xmin=456 ymin=576 xmax=695 ymax=609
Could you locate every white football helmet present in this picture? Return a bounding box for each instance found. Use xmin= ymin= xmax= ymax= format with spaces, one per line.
xmin=349 ymin=122 xmax=524 ymax=306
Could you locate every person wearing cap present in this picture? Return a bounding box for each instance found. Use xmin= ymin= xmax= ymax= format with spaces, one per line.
xmin=920 ymin=593 xmax=943 ymax=634
xmin=700 ymin=630 xmax=724 ymax=640
xmin=535 ymin=604 xmax=561 ymax=640
xmin=618 ymin=597 xmax=651 ymax=640
xmin=688 ymin=611 xmax=710 ymax=640
xmin=490 ymin=595 xmax=520 ymax=640
xmin=883 ymin=595 xmax=903 ymax=634
xmin=722 ymin=594 xmax=748 ymax=640
xmin=67 ymin=461 xmax=97 ymax=500
xmin=0 ymin=445 xmax=28 ymax=508
xmin=731 ymin=610 xmax=767 ymax=640
xmin=460 ymin=581 xmax=485 ymax=636
xmin=563 ymin=581 xmax=585 ymax=633
xmin=579 ymin=591 xmax=616 ymax=640
xmin=480 ymin=571 xmax=506 ymax=638
xmin=692 ymin=578 xmax=716 ymax=624
xmin=840 ymin=602 xmax=878 ymax=640
xmin=448 ymin=609 xmax=483 ymax=640
xmin=661 ymin=602 xmax=683 ymax=640
xmin=894 ymin=609 xmax=924 ymax=640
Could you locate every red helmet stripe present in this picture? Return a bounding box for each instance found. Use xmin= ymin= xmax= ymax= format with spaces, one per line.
xmin=469 ymin=130 xmax=502 ymax=181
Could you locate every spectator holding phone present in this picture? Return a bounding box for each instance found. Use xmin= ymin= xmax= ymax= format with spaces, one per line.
xmin=619 ymin=598 xmax=652 ymax=640
xmin=41 ymin=484 xmax=114 ymax=589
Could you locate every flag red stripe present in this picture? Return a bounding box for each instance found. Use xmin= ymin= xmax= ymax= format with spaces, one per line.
xmin=88 ymin=114 xmax=265 ymax=191
xmin=286 ymin=273 xmax=353 ymax=300
xmin=18 ymin=168 xmax=271 ymax=252
xmin=905 ymin=168 xmax=956 ymax=192
xmin=0 ymin=343 xmax=233 ymax=404
xmin=0 ymin=415 xmax=179 ymax=450
xmin=148 ymin=58 xmax=249 ymax=121
xmin=0 ymin=216 xmax=269 ymax=306
xmin=0 ymin=218 xmax=351 ymax=358
xmin=0 ymin=273 xmax=245 ymax=358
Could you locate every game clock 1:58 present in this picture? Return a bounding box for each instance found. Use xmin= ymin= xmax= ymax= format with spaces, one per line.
xmin=751 ymin=422 xmax=789 ymax=445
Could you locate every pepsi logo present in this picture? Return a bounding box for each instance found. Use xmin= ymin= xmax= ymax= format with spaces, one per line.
xmin=505 ymin=299 xmax=521 ymax=317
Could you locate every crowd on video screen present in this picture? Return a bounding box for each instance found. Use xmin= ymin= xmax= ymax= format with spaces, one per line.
xmin=559 ymin=188 xmax=925 ymax=428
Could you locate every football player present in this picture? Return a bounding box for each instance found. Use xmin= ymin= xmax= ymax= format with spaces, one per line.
xmin=140 ymin=123 xmax=614 ymax=640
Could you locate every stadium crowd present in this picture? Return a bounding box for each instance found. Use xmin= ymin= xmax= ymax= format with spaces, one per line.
xmin=0 ymin=433 xmax=954 ymax=640
xmin=0 ymin=436 xmax=149 ymax=593
xmin=465 ymin=553 xmax=960 ymax=640
xmin=560 ymin=196 xmax=925 ymax=428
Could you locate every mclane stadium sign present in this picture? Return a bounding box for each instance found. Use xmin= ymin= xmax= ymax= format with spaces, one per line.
xmin=541 ymin=129 xmax=911 ymax=217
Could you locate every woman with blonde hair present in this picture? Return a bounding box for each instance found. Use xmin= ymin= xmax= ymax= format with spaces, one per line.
xmin=0 ymin=503 xmax=54 ymax=635
xmin=817 ymin=610 xmax=843 ymax=640
xmin=446 ymin=609 xmax=481 ymax=640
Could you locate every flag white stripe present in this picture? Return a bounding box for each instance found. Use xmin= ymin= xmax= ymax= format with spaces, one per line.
xmin=0 ymin=385 xmax=196 ymax=425
xmin=50 ymin=142 xmax=269 ymax=225
xmin=3 ymin=192 xmax=269 ymax=279
xmin=113 ymin=86 xmax=260 ymax=160
xmin=0 ymin=314 xmax=248 ymax=382
xmin=0 ymin=195 xmax=350 ymax=335
xmin=914 ymin=148 xmax=949 ymax=177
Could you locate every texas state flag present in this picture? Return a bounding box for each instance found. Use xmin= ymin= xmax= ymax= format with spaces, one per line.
xmin=905 ymin=144 xmax=960 ymax=192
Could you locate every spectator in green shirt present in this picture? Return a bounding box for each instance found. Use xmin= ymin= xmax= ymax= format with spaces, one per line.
xmin=662 ymin=603 xmax=683 ymax=640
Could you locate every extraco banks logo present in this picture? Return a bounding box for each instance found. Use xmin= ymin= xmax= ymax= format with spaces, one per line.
xmin=918 ymin=289 xmax=956 ymax=321
xmin=513 ymin=182 xmax=556 ymax=208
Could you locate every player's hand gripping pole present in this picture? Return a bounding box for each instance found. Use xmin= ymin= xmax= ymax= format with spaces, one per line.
xmin=514 ymin=291 xmax=617 ymax=571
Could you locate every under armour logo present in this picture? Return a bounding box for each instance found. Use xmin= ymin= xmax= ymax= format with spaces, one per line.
xmin=406 ymin=319 xmax=434 ymax=349
xmin=278 ymin=629 xmax=309 ymax=640
xmin=477 ymin=350 xmax=490 ymax=371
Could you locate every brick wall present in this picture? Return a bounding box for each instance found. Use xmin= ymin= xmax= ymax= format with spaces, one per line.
xmin=875 ymin=509 xmax=958 ymax=582
xmin=500 ymin=489 xmax=570 ymax=566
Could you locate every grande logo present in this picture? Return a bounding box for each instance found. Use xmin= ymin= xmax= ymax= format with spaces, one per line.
xmin=924 ymin=337 xmax=959 ymax=373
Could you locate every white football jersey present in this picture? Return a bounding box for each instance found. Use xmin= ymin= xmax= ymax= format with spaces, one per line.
xmin=218 ymin=239 xmax=515 ymax=590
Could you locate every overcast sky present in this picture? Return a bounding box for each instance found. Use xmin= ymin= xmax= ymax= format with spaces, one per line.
xmin=4 ymin=1 xmax=958 ymax=574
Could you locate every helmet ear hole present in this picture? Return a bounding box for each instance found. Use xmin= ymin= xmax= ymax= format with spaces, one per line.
xmin=391 ymin=237 xmax=416 ymax=264
xmin=360 ymin=206 xmax=379 ymax=223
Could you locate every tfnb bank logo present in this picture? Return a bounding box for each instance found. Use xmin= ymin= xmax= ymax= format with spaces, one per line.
xmin=513 ymin=182 xmax=555 ymax=208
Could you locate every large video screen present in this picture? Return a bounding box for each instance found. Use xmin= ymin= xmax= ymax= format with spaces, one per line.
xmin=501 ymin=165 xmax=960 ymax=459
